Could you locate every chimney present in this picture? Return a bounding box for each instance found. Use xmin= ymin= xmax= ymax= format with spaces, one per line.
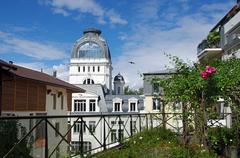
xmin=9 ymin=61 xmax=13 ymax=64
xmin=53 ymin=70 xmax=57 ymax=77
xmin=41 ymin=68 xmax=43 ymax=73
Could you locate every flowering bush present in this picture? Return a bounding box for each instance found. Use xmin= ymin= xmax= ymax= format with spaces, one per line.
xmin=201 ymin=66 xmax=216 ymax=79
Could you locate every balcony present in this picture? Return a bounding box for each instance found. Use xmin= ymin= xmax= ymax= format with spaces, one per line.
xmin=197 ymin=39 xmax=223 ymax=63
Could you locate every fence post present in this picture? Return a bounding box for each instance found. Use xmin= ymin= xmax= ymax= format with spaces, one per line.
xmin=182 ymin=102 xmax=188 ymax=146
xmin=162 ymin=101 xmax=166 ymax=129
xmin=44 ymin=118 xmax=48 ymax=158
xmin=139 ymin=114 xmax=142 ymax=132
xmin=130 ymin=115 xmax=133 ymax=136
xmin=150 ymin=114 xmax=153 ymax=128
xmin=80 ymin=117 xmax=84 ymax=157
xmin=103 ymin=116 xmax=106 ymax=150
xmin=146 ymin=114 xmax=148 ymax=130
xmin=119 ymin=115 xmax=122 ymax=142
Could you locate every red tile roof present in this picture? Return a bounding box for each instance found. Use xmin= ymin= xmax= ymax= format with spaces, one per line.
xmin=0 ymin=59 xmax=85 ymax=93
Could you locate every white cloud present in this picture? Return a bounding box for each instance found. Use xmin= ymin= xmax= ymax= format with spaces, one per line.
xmin=113 ymin=1 xmax=234 ymax=88
xmin=0 ymin=31 xmax=68 ymax=60
xmin=200 ymin=2 xmax=235 ymax=13
xmin=52 ymin=7 xmax=70 ymax=16
xmin=106 ymin=9 xmax=128 ymax=25
xmin=42 ymin=0 xmax=127 ymax=25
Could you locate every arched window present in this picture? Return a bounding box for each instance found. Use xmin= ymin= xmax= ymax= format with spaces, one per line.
xmin=78 ymin=42 xmax=104 ymax=58
xmin=83 ymin=78 xmax=94 ymax=84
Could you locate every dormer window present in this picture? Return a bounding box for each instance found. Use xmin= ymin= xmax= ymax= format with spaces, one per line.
xmin=112 ymin=98 xmax=122 ymax=112
xmin=130 ymin=103 xmax=136 ymax=111
xmin=153 ymin=98 xmax=161 ymax=111
xmin=128 ymin=97 xmax=138 ymax=112
xmin=114 ymin=103 xmax=121 ymax=112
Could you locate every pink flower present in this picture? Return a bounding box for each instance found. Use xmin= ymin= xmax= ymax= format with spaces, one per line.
xmin=200 ymin=66 xmax=216 ymax=79
xmin=205 ymin=66 xmax=216 ymax=74
xmin=201 ymin=71 xmax=209 ymax=79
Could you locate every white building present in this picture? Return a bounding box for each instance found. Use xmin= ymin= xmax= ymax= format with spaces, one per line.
xmin=69 ymin=28 xmax=112 ymax=92
xmin=69 ymin=28 xmax=145 ymax=155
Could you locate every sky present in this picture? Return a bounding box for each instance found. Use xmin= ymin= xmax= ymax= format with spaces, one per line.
xmin=0 ymin=0 xmax=236 ymax=88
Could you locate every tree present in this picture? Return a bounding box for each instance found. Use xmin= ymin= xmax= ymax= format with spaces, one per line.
xmin=152 ymin=55 xmax=240 ymax=147
xmin=207 ymin=31 xmax=220 ymax=47
xmin=0 ymin=120 xmax=32 ymax=158
xmin=124 ymin=86 xmax=143 ymax=95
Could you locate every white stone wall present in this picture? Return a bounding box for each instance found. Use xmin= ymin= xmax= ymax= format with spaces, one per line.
xmin=69 ymin=58 xmax=112 ymax=90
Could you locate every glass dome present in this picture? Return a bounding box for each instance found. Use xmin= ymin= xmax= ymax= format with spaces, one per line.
xmin=77 ymin=42 xmax=104 ymax=58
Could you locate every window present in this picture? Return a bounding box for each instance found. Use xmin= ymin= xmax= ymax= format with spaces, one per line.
xmin=130 ymin=121 xmax=136 ymax=134
xmin=72 ymin=141 xmax=80 ymax=153
xmin=88 ymin=66 xmax=90 ymax=72
xmin=173 ymin=101 xmax=181 ymax=110
xmin=35 ymin=114 xmax=46 ymax=140
xmin=61 ymin=95 xmax=64 ymax=110
xmin=89 ymin=121 xmax=96 ymax=134
xmin=83 ymin=66 xmax=85 ymax=72
xmin=152 ymin=98 xmax=161 ymax=110
xmin=89 ymin=100 xmax=96 ymax=112
xmin=118 ymin=129 xmax=124 ymax=140
xmin=83 ymin=142 xmax=92 ymax=153
xmin=55 ymin=122 xmax=60 ymax=137
xmin=78 ymin=42 xmax=104 ymax=58
xmin=73 ymin=121 xmax=86 ymax=133
xmin=74 ymin=100 xmax=86 ymax=111
xmin=111 ymin=129 xmax=117 ymax=143
xmin=56 ymin=146 xmax=60 ymax=158
xmin=83 ymin=79 xmax=94 ymax=84
xmin=114 ymin=103 xmax=121 ymax=112
xmin=52 ymin=94 xmax=56 ymax=109
xmin=29 ymin=113 xmax=33 ymax=130
xmin=130 ymin=102 xmax=136 ymax=112
xmin=78 ymin=66 xmax=80 ymax=72
xmin=98 ymin=66 xmax=100 ymax=72
xmin=72 ymin=141 xmax=91 ymax=153
xmin=111 ymin=121 xmax=116 ymax=126
xmin=118 ymin=121 xmax=124 ymax=125
xmin=93 ymin=66 xmax=95 ymax=72
xmin=117 ymin=87 xmax=120 ymax=94
xmin=153 ymin=83 xmax=159 ymax=93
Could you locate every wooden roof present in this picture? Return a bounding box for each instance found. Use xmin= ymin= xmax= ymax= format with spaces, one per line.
xmin=0 ymin=60 xmax=85 ymax=93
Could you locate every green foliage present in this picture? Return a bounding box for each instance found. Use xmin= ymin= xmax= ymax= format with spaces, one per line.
xmin=0 ymin=120 xmax=32 ymax=158
xmin=124 ymin=86 xmax=143 ymax=95
xmin=94 ymin=127 xmax=217 ymax=158
xmin=153 ymin=56 xmax=240 ymax=109
xmin=208 ymin=127 xmax=234 ymax=155
xmin=207 ymin=31 xmax=220 ymax=47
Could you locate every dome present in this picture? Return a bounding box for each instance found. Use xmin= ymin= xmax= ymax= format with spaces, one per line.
xmin=71 ymin=28 xmax=111 ymax=60
xmin=114 ymin=73 xmax=124 ymax=82
xmin=83 ymin=28 xmax=101 ymax=35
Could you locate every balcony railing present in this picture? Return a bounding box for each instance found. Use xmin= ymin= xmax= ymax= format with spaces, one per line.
xmin=197 ymin=39 xmax=221 ymax=56
xmin=0 ymin=112 xmax=233 ymax=158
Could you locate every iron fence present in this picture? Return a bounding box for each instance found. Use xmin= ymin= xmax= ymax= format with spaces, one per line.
xmin=0 ymin=112 xmax=234 ymax=158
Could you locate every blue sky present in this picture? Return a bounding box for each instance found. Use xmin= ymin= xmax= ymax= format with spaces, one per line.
xmin=0 ymin=0 xmax=236 ymax=87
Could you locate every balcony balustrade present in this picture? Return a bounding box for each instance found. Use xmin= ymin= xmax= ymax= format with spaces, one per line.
xmin=0 ymin=112 xmax=232 ymax=158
